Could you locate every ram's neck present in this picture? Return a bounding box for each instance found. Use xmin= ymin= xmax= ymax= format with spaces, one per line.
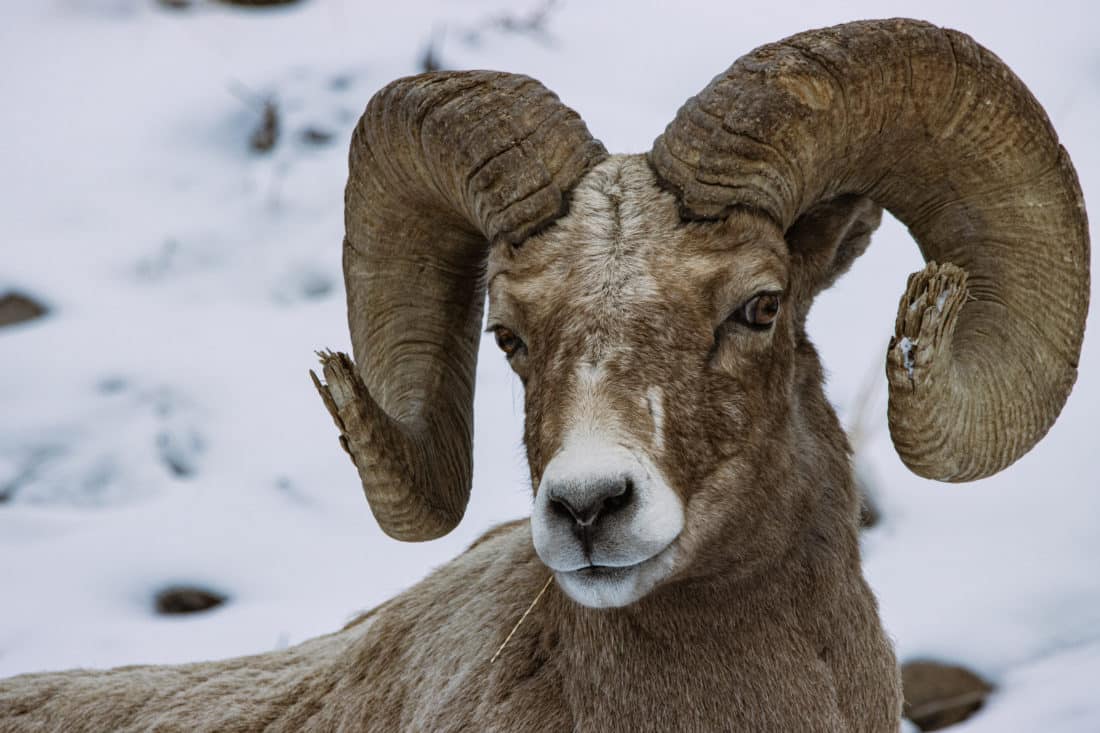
xmin=534 ymin=347 xmax=879 ymax=728
xmin=540 ymin=506 xmax=885 ymax=730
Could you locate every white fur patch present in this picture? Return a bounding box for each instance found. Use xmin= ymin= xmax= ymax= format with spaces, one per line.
xmin=530 ymin=364 xmax=683 ymax=609
xmin=646 ymin=385 xmax=665 ymax=453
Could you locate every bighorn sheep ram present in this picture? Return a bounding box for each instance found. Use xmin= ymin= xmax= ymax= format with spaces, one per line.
xmin=0 ymin=18 xmax=1088 ymax=732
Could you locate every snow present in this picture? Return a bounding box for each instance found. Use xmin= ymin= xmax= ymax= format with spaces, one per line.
xmin=898 ymin=336 xmax=917 ymax=378
xmin=1 ymin=0 xmax=1097 ymax=729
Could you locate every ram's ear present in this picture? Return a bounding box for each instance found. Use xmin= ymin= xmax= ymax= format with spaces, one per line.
xmin=786 ymin=194 xmax=882 ymax=305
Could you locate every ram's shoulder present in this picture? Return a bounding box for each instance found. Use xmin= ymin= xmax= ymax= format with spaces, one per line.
xmin=465 ymin=518 xmax=528 ymax=554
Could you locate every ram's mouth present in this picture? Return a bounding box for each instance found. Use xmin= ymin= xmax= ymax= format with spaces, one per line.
xmin=552 ymin=542 xmax=679 ymax=609
xmin=574 ymin=564 xmax=632 ymax=580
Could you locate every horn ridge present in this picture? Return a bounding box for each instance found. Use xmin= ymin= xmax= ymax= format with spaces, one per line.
xmin=321 ymin=71 xmax=606 ymax=540
xmin=651 ymin=18 xmax=1089 ymax=481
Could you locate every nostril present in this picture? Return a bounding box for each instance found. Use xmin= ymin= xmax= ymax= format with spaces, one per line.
xmin=550 ymin=496 xmax=580 ymax=522
xmin=602 ymin=477 xmax=634 ymax=514
xmin=545 ymin=476 xmax=636 ymax=528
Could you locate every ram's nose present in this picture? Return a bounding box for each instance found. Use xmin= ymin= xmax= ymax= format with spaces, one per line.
xmin=530 ymin=436 xmax=684 ymax=606
xmin=545 ymin=475 xmax=635 ymax=550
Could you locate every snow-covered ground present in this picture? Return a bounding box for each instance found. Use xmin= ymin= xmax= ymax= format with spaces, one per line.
xmin=1 ymin=1 xmax=1096 ymax=729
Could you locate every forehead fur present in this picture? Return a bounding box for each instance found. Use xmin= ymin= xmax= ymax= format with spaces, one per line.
xmin=487 ymin=154 xmax=788 ymax=343
xmin=488 ymin=155 xmax=674 ymax=307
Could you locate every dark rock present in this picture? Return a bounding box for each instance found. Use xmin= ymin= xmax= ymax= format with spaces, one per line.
xmin=902 ymin=660 xmax=993 ymax=731
xmin=300 ymin=126 xmax=333 ymax=145
xmin=154 ymin=586 xmax=226 ymax=615
xmin=0 ymin=292 xmax=47 ymax=328
xmin=215 ymin=0 xmax=303 ymax=6
xmin=250 ymin=100 xmax=279 ymax=153
xmin=156 ymin=428 xmax=203 ymax=478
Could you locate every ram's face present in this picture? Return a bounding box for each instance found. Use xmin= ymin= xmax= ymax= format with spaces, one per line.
xmin=486 ymin=155 xmax=800 ymax=608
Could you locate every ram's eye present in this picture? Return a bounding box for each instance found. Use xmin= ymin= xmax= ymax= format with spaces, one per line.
xmin=737 ymin=292 xmax=781 ymax=329
xmin=492 ymin=326 xmax=525 ymax=357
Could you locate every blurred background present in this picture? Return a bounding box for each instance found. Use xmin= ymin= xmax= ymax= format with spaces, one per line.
xmin=1 ymin=1 xmax=1096 ymax=730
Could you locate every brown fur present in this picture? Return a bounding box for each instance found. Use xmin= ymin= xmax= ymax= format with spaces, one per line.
xmin=0 ymin=156 xmax=901 ymax=731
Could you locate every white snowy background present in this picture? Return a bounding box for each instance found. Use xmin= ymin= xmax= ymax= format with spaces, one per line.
xmin=1 ymin=1 xmax=1097 ymax=729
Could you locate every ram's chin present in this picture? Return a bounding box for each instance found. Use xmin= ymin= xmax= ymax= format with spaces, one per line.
xmin=554 ymin=550 xmax=678 ymax=609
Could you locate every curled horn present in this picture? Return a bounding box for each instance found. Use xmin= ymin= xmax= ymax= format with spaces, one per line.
xmin=314 ymin=72 xmax=606 ymax=539
xmin=651 ymin=18 xmax=1089 ymax=481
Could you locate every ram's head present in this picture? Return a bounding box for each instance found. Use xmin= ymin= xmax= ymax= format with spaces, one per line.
xmin=314 ymin=20 xmax=1089 ymax=609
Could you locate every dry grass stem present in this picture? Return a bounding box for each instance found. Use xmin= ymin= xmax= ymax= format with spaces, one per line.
xmin=490 ymin=575 xmax=553 ymax=663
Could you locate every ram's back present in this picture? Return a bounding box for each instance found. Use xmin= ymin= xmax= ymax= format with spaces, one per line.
xmin=0 ymin=521 xmax=562 ymax=733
